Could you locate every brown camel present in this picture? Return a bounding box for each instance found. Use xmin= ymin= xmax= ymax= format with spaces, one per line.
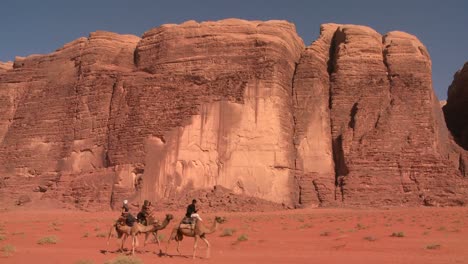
xmin=167 ymin=216 xmax=226 ymax=259
xmin=106 ymin=213 xmax=167 ymax=252
xmin=107 ymin=219 xmax=132 ymax=252
xmin=130 ymin=214 xmax=174 ymax=255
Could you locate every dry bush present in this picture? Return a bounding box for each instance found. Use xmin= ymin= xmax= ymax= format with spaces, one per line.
xmin=1 ymin=244 xmax=15 ymax=256
xmin=104 ymin=256 xmax=143 ymax=264
xmin=37 ymin=235 xmax=58 ymax=245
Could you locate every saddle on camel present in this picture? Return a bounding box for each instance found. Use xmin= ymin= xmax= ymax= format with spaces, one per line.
xmin=178 ymin=199 xmax=202 ymax=230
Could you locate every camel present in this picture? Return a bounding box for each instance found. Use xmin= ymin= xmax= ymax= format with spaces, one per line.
xmin=167 ymin=216 xmax=226 ymax=259
xmin=130 ymin=214 xmax=174 ymax=255
xmin=107 ymin=219 xmax=132 ymax=252
xmin=107 ymin=213 xmax=171 ymax=252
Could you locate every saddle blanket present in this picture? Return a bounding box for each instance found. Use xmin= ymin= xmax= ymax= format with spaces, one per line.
xmin=179 ymin=224 xmax=195 ymax=230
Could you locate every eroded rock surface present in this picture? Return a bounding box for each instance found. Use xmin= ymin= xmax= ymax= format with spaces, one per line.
xmin=0 ymin=19 xmax=466 ymax=210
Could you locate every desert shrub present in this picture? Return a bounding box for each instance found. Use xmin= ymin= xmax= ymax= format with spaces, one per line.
xmin=356 ymin=223 xmax=366 ymax=230
xmin=0 ymin=234 xmax=6 ymax=241
xmin=37 ymin=235 xmax=58 ymax=244
xmin=96 ymin=232 xmax=107 ymax=238
xmin=391 ymin=232 xmax=405 ymax=237
xmin=83 ymin=232 xmax=90 ymax=238
xmin=363 ymin=236 xmax=377 ymax=241
xmin=1 ymin=244 xmax=15 ymax=256
xmin=426 ymin=244 xmax=441 ymax=250
xmin=220 ymin=228 xmax=236 ymax=237
xmin=237 ymin=234 xmax=248 ymax=241
xmin=299 ymin=223 xmax=313 ymax=229
xmin=157 ymin=233 xmax=165 ymax=241
xmin=104 ymin=256 xmax=143 ymax=264
xmin=320 ymin=231 xmax=331 ymax=236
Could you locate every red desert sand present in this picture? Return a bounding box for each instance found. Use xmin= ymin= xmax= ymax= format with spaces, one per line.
xmin=0 ymin=207 xmax=467 ymax=264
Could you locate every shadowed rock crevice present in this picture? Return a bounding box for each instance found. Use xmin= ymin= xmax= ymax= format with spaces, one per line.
xmin=443 ymin=62 xmax=468 ymax=150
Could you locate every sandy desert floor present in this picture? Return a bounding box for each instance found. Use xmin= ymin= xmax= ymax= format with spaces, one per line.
xmin=0 ymin=207 xmax=467 ymax=264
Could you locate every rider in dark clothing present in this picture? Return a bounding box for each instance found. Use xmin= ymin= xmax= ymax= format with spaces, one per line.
xmin=185 ymin=199 xmax=198 ymax=218
xmin=119 ymin=200 xmax=136 ymax=227
xmin=137 ymin=200 xmax=152 ymax=225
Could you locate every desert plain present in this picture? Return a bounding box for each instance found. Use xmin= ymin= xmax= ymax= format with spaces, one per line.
xmin=0 ymin=207 xmax=467 ymax=264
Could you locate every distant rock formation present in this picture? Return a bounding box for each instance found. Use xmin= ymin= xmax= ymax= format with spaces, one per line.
xmin=0 ymin=19 xmax=466 ymax=210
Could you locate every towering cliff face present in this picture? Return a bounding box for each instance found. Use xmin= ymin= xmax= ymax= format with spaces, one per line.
xmin=0 ymin=19 xmax=466 ymax=210
xmin=444 ymin=63 xmax=468 ymax=150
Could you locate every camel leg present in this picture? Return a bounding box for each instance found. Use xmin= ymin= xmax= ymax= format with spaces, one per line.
xmin=155 ymin=231 xmax=162 ymax=254
xmin=193 ymin=235 xmax=199 ymax=259
xmin=107 ymin=225 xmax=114 ymax=246
xmin=176 ymin=240 xmax=181 ymax=255
xmin=120 ymin=234 xmax=127 ymax=252
xmin=201 ymin=237 xmax=211 ymax=259
xmin=143 ymin=232 xmax=149 ymax=247
xmin=132 ymin=235 xmax=139 ymax=255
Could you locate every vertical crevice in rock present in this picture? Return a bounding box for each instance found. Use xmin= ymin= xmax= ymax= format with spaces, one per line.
xmin=459 ymin=153 xmax=466 ymax=177
xmin=105 ymin=78 xmax=119 ymax=167
xmin=348 ymin=103 xmax=358 ymax=129
xmin=290 ymin=61 xmax=301 ymax=206
xmin=327 ymin=27 xmax=347 ymax=202
xmin=71 ymin=40 xmax=87 ymax=140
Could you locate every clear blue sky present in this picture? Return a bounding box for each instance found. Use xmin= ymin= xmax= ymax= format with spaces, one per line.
xmin=1 ymin=0 xmax=467 ymax=100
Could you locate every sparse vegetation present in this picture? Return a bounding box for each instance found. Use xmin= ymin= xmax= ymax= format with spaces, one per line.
xmin=437 ymin=226 xmax=446 ymax=231
xmin=356 ymin=223 xmax=366 ymax=230
xmin=11 ymin=231 xmax=25 ymax=236
xmin=37 ymin=235 xmax=58 ymax=245
xmin=299 ymin=223 xmax=313 ymax=229
xmin=220 ymin=228 xmax=236 ymax=237
xmin=320 ymin=231 xmax=331 ymax=236
xmin=104 ymin=256 xmax=143 ymax=264
xmin=426 ymin=244 xmax=441 ymax=250
xmin=423 ymin=231 xmax=430 ymax=235
xmin=83 ymin=232 xmax=89 ymax=238
xmin=96 ymin=232 xmax=107 ymax=238
xmin=157 ymin=234 xmax=165 ymax=241
xmin=1 ymin=244 xmax=15 ymax=256
xmin=237 ymin=234 xmax=249 ymax=241
xmin=0 ymin=234 xmax=6 ymax=241
xmin=391 ymin=232 xmax=405 ymax=237
xmin=363 ymin=236 xmax=377 ymax=241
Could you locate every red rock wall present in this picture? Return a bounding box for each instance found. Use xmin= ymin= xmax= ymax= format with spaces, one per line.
xmin=444 ymin=63 xmax=468 ymax=150
xmin=0 ymin=19 xmax=466 ymax=210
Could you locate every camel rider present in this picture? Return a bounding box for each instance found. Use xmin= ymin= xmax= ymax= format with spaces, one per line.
xmin=185 ymin=199 xmax=202 ymax=223
xmin=119 ymin=200 xmax=136 ymax=227
xmin=137 ymin=200 xmax=153 ymax=225
xmin=121 ymin=200 xmax=129 ymax=215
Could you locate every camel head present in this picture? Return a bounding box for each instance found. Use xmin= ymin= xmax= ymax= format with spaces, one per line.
xmin=165 ymin=214 xmax=174 ymax=221
xmin=215 ymin=216 xmax=227 ymax=224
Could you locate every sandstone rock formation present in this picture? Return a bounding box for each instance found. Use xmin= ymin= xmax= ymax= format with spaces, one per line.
xmin=0 ymin=19 xmax=466 ymax=210
xmin=444 ymin=62 xmax=468 ymax=150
